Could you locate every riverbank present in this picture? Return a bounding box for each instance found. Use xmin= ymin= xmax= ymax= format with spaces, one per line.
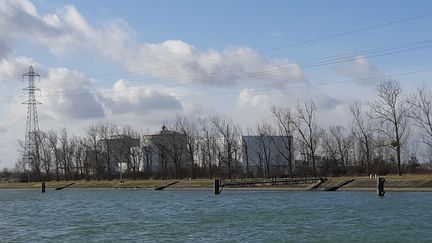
xmin=1 ymin=175 xmax=431 ymax=191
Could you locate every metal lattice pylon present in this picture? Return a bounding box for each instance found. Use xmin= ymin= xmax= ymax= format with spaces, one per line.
xmin=22 ymin=65 xmax=41 ymax=174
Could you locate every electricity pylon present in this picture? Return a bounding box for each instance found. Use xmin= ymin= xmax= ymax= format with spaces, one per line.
xmin=22 ymin=65 xmax=41 ymax=181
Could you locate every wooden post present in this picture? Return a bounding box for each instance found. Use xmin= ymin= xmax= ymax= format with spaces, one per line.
xmin=41 ymin=182 xmax=46 ymax=193
xmin=377 ymin=177 xmax=385 ymax=196
xmin=214 ymin=178 xmax=220 ymax=195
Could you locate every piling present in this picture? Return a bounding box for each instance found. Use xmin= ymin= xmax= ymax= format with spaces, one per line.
xmin=377 ymin=177 xmax=385 ymax=196
xmin=214 ymin=178 xmax=221 ymax=195
xmin=41 ymin=182 xmax=46 ymax=193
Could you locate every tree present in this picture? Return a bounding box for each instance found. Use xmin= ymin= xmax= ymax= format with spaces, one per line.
xmin=120 ymin=125 xmax=141 ymax=180
xmin=211 ymin=117 xmax=240 ymax=179
xmin=73 ymin=136 xmax=87 ymax=180
xmin=322 ymin=129 xmax=338 ymax=163
xmin=256 ymin=121 xmax=276 ymax=178
xmin=29 ymin=131 xmax=44 ymax=181
xmin=271 ymin=105 xmax=295 ymax=176
xmin=175 ymin=116 xmax=199 ymax=179
xmin=370 ymin=80 xmax=410 ymax=176
xmin=46 ymin=129 xmax=60 ymax=181
xmin=241 ymin=127 xmax=254 ymax=178
xmin=99 ymin=124 xmax=118 ymax=180
xmin=165 ymin=126 xmax=186 ymax=179
xmin=84 ymin=125 xmax=104 ymax=180
xmin=40 ymin=131 xmax=52 ymax=180
xmin=350 ymin=102 xmax=374 ymax=175
xmin=59 ymin=128 xmax=73 ymax=180
xmin=328 ymin=125 xmax=353 ymax=167
xmin=199 ymin=118 xmax=218 ymax=179
xmin=293 ymin=101 xmax=322 ymax=177
xmin=141 ymin=135 xmax=154 ymax=178
xmin=407 ymin=85 xmax=432 ymax=160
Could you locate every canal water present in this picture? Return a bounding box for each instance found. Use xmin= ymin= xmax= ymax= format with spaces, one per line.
xmin=1 ymin=189 xmax=431 ymax=242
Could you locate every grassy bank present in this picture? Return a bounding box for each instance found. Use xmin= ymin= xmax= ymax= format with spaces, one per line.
xmin=1 ymin=174 xmax=431 ymax=191
xmin=340 ymin=175 xmax=432 ymax=191
xmin=0 ymin=179 xmax=214 ymax=190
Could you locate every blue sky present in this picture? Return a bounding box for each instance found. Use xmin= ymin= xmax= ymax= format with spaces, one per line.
xmin=24 ymin=0 xmax=432 ymax=78
xmin=1 ymin=0 xmax=432 ymax=168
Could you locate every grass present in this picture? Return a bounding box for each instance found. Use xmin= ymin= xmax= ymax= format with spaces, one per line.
xmin=0 ymin=179 xmax=215 ymax=189
xmin=0 ymin=174 xmax=431 ymax=190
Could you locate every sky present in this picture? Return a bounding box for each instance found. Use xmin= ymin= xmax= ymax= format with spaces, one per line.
xmin=1 ymin=0 xmax=432 ymax=168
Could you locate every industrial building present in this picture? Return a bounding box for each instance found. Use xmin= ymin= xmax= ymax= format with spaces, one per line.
xmin=242 ymin=135 xmax=293 ymax=177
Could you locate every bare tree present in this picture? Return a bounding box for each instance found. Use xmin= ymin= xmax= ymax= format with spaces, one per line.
xmin=255 ymin=121 xmax=276 ymax=178
xmin=329 ymin=125 xmax=353 ymax=167
xmin=59 ymin=128 xmax=73 ymax=180
xmin=211 ymin=117 xmax=240 ymax=179
xmin=40 ymin=132 xmax=52 ymax=180
xmin=141 ymin=135 xmax=154 ymax=178
xmin=99 ymin=124 xmax=118 ymax=180
xmin=29 ymin=131 xmax=44 ymax=181
xmin=199 ymin=118 xmax=218 ymax=179
xmin=84 ymin=125 xmax=104 ymax=180
xmin=175 ymin=116 xmax=199 ymax=179
xmin=46 ymin=130 xmax=61 ymax=181
xmin=271 ymin=105 xmax=295 ymax=176
xmin=293 ymin=101 xmax=321 ymax=177
xmin=322 ymin=129 xmax=338 ymax=163
xmin=370 ymin=80 xmax=410 ymax=176
xmin=150 ymin=124 xmax=185 ymax=179
xmin=166 ymin=126 xmax=186 ymax=179
xmin=350 ymin=102 xmax=374 ymax=174
xmin=241 ymin=127 xmax=254 ymax=178
xmin=407 ymin=85 xmax=432 ymax=160
xmin=120 ymin=125 xmax=141 ymax=180
xmin=73 ymin=136 xmax=87 ymax=180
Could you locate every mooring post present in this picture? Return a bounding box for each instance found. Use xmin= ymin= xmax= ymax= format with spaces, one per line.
xmin=41 ymin=182 xmax=46 ymax=193
xmin=214 ymin=178 xmax=220 ymax=195
xmin=377 ymin=177 xmax=385 ymax=196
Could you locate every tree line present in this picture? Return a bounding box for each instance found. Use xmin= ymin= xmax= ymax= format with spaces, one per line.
xmin=3 ymin=80 xmax=432 ymax=182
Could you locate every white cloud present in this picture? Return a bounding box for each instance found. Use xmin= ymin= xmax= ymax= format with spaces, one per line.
xmin=99 ymin=79 xmax=182 ymax=115
xmin=233 ymin=87 xmax=345 ymax=129
xmin=0 ymin=0 xmax=368 ymax=168
xmin=238 ymin=89 xmax=270 ymax=107
xmin=0 ymin=0 xmax=306 ymax=87
xmin=0 ymin=56 xmax=37 ymax=83
xmin=333 ymin=56 xmax=383 ymax=84
xmin=38 ymin=68 xmax=106 ymax=120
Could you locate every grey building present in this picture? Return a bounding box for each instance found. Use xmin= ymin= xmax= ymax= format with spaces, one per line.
xmin=242 ymin=135 xmax=293 ymax=177
xmin=146 ymin=126 xmax=191 ymax=178
xmin=86 ymin=135 xmax=140 ymax=175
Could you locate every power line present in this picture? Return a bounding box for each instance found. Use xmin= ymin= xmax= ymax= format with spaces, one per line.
xmin=29 ymin=11 xmax=432 ymax=82
xmin=3 ymin=42 xmax=432 ymax=99
xmin=37 ymin=37 xmax=432 ymax=87
xmin=175 ymin=68 xmax=432 ymax=99
xmin=2 ymin=67 xmax=432 ymax=99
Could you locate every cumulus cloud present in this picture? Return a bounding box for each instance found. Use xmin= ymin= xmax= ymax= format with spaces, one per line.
xmin=0 ymin=56 xmax=37 ymax=83
xmin=237 ymin=89 xmax=270 ymax=107
xmin=39 ymin=68 xmax=106 ymax=120
xmin=99 ymin=79 xmax=182 ymax=115
xmin=333 ymin=56 xmax=383 ymax=84
xmin=0 ymin=0 xmax=306 ymax=87
xmin=233 ymin=87 xmax=345 ymax=128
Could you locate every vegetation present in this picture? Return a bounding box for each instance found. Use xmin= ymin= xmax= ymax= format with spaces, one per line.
xmin=5 ymin=80 xmax=432 ymax=182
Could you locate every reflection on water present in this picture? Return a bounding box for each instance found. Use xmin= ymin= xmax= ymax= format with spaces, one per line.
xmin=1 ymin=189 xmax=431 ymax=242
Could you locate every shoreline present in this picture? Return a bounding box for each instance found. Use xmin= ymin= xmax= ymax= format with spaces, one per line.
xmin=1 ymin=176 xmax=431 ymax=192
xmin=1 ymin=187 xmax=432 ymax=192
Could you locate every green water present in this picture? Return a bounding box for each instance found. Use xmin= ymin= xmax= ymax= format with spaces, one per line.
xmin=1 ymin=189 xmax=431 ymax=242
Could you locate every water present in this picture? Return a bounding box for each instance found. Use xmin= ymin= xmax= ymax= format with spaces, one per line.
xmin=1 ymin=189 xmax=431 ymax=242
